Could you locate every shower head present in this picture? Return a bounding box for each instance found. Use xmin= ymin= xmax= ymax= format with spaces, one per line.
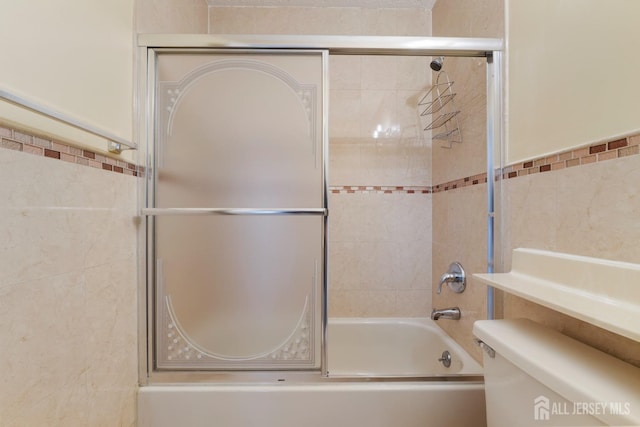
xmin=430 ymin=57 xmax=444 ymax=72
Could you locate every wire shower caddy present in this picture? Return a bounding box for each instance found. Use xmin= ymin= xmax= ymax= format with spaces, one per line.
xmin=418 ymin=71 xmax=461 ymax=148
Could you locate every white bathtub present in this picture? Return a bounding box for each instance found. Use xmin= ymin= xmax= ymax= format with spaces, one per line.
xmin=327 ymin=317 xmax=482 ymax=376
xmin=138 ymin=318 xmax=486 ymax=427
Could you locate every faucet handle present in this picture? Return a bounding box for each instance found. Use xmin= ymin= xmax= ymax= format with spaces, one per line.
xmin=437 ymin=262 xmax=466 ymax=294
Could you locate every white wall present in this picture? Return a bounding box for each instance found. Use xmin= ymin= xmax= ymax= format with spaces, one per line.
xmin=507 ymin=0 xmax=640 ymax=163
xmin=0 ymin=0 xmax=134 ymax=155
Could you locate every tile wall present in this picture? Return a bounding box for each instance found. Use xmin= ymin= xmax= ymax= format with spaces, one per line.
xmin=430 ymin=0 xmax=504 ymax=362
xmin=136 ymin=0 xmax=208 ymax=33
xmin=502 ymin=132 xmax=640 ymax=368
xmin=328 ymin=45 xmax=434 ymax=317
xmin=0 ymin=124 xmax=138 ymax=426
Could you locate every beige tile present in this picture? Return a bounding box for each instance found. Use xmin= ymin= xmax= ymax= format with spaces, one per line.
xmin=404 ymin=144 xmax=432 ymax=187
xmin=360 ymin=143 xmax=408 ymax=186
xmin=0 ymin=138 xmax=21 ymax=151
xmin=328 ymin=143 xmax=362 ymax=186
xmin=329 ymin=90 xmax=361 ymax=138
xmin=395 ymin=8 xmax=432 ymax=36
xmin=361 ymin=8 xmax=397 ymax=36
xmin=86 ymin=388 xmax=137 ymax=427
xmin=396 ymin=90 xmax=424 ymax=141
xmin=556 ymin=155 xmax=640 ymax=263
xmin=328 ymin=193 xmax=361 ymax=243
xmin=358 ymin=241 xmax=400 ymax=290
xmin=619 ymin=145 xmax=640 ymax=157
xmin=0 ymin=273 xmax=89 ymax=425
xmin=361 ymin=56 xmax=397 ymax=90
xmin=392 ymin=193 xmax=432 ymax=242
xmin=328 ymin=240 xmax=360 ymax=290
xmin=208 ymin=6 xmax=256 ymax=33
xmin=0 ymin=145 xmax=138 ymax=425
xmin=329 ymin=56 xmax=362 ymax=90
xmin=597 ymin=150 xmax=618 ymax=161
xmin=22 ymin=144 xmax=43 ymax=156
xmin=13 ymin=131 xmax=33 ymax=145
xmin=137 ymin=0 xmax=208 ymax=33
xmin=329 ymin=290 xmax=396 ymax=317
xmin=505 ymin=171 xmax=558 ymax=254
xmin=396 ymin=290 xmax=431 ymax=317
xmin=394 ymin=238 xmax=432 ymax=290
xmin=0 ymin=208 xmax=90 ymax=286
xmin=357 ymin=193 xmax=397 ymax=242
xmin=360 ymin=90 xmax=397 ymax=139
xmin=84 ymin=261 xmax=138 ymax=390
xmin=298 ymin=7 xmax=362 ymax=35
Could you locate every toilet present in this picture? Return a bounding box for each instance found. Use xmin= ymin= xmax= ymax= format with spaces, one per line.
xmin=473 ymin=319 xmax=640 ymax=426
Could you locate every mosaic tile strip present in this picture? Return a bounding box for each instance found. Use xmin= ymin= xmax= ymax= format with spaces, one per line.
xmin=431 ymin=172 xmax=488 ymax=193
xmin=333 ymin=132 xmax=640 ymax=194
xmin=502 ymin=133 xmax=640 ymax=179
xmin=0 ymin=123 xmax=143 ymax=177
xmin=329 ymin=175 xmax=489 ymax=195
xmin=329 ymin=185 xmax=432 ymax=194
xmin=4 ymin=122 xmax=637 ymax=190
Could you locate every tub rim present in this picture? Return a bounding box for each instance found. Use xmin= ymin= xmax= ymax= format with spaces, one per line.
xmin=142 ymin=370 xmax=484 ymax=386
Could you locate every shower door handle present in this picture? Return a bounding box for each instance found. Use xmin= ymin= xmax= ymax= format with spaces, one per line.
xmin=142 ymin=208 xmax=327 ymax=216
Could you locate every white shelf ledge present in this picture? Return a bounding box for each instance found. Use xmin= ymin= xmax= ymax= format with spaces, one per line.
xmin=474 ymin=248 xmax=640 ymax=343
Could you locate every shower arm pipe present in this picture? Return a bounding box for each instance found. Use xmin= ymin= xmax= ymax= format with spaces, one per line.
xmin=142 ymin=207 xmax=327 ymax=216
xmin=0 ymin=88 xmax=136 ymax=150
xmin=139 ymin=34 xmax=503 ymax=58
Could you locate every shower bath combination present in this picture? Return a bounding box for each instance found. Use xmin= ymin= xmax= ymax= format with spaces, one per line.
xmin=136 ymin=34 xmax=503 ymax=427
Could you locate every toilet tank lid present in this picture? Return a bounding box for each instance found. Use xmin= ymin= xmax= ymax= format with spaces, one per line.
xmin=473 ymin=319 xmax=640 ymax=426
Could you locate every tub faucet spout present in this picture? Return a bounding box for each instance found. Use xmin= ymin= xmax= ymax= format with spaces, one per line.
xmin=431 ymin=307 xmax=461 ymax=321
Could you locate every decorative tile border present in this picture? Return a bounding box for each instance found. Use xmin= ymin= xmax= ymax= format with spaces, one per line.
xmin=432 ymin=172 xmax=488 ymax=193
xmin=330 ymin=185 xmax=432 ymax=194
xmin=502 ymin=133 xmax=640 ymax=179
xmin=5 ymin=122 xmax=637 ymax=190
xmin=329 ymin=174 xmax=488 ymax=195
xmin=0 ymin=123 xmax=143 ymax=177
xmin=332 ymin=132 xmax=640 ymax=195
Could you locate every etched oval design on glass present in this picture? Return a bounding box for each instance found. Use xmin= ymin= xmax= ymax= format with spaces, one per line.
xmin=152 ymin=52 xmax=324 ymax=369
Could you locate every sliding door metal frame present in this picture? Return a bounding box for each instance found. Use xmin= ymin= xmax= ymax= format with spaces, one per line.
xmin=142 ymin=208 xmax=327 ymax=216
xmin=141 ymin=48 xmax=330 ymax=381
xmin=486 ymin=51 xmax=503 ymax=320
xmin=137 ymin=35 xmax=504 ymax=385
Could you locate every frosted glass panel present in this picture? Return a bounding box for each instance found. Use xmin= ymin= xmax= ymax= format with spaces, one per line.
xmin=155 ymin=52 xmax=323 ymax=208
xmin=155 ymin=216 xmax=322 ymax=369
xmin=152 ymin=51 xmax=325 ymax=370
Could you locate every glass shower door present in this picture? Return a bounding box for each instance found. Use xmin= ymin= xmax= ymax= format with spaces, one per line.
xmin=148 ymin=50 xmax=326 ymax=370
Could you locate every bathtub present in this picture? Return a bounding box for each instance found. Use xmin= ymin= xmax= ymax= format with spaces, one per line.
xmin=327 ymin=317 xmax=482 ymax=376
xmin=138 ymin=318 xmax=486 ymax=427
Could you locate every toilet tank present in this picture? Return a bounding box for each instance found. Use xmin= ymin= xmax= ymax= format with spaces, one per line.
xmin=473 ymin=319 xmax=640 ymax=427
